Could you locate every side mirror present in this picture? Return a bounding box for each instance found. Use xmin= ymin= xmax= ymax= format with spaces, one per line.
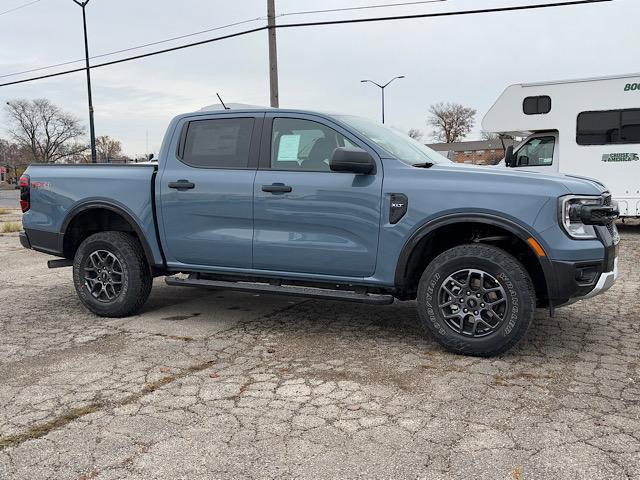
xmin=504 ymin=145 xmax=515 ymax=167
xmin=330 ymin=147 xmax=375 ymax=174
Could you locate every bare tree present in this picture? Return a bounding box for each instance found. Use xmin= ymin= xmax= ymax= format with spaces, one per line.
xmin=481 ymin=130 xmax=499 ymax=141
xmin=408 ymin=128 xmax=424 ymax=141
xmin=95 ymin=135 xmax=123 ymax=163
xmin=428 ymin=102 xmax=476 ymax=143
xmin=4 ymin=99 xmax=86 ymax=163
xmin=0 ymin=138 xmax=30 ymax=183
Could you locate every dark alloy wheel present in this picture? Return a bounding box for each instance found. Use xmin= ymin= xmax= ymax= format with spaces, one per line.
xmin=417 ymin=244 xmax=535 ymax=357
xmin=73 ymin=231 xmax=153 ymax=318
xmin=438 ymin=268 xmax=508 ymax=338
xmin=83 ymin=250 xmax=124 ymax=302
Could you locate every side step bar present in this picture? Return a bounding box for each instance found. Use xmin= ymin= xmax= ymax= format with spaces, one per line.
xmin=48 ymin=258 xmax=73 ymax=269
xmin=165 ymin=276 xmax=395 ymax=305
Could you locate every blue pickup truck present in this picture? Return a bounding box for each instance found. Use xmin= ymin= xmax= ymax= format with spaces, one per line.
xmin=19 ymin=108 xmax=620 ymax=356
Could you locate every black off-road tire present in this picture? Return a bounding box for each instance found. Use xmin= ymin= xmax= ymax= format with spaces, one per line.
xmin=73 ymin=231 xmax=153 ymax=318
xmin=416 ymin=244 xmax=535 ymax=357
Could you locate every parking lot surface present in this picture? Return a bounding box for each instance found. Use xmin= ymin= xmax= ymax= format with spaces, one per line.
xmin=0 ymin=221 xmax=639 ymax=479
xmin=0 ymin=190 xmax=19 ymax=209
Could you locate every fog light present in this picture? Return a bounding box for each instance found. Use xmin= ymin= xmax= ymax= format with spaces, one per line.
xmin=575 ymin=266 xmax=598 ymax=285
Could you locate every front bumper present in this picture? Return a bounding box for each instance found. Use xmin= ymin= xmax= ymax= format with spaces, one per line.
xmin=548 ymin=224 xmax=619 ymax=307
xmin=581 ymin=257 xmax=618 ymax=300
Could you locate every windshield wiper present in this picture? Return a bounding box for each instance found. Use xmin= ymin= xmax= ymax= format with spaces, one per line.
xmin=412 ymin=162 xmax=434 ymax=168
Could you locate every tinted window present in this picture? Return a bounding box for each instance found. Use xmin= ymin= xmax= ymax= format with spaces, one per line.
xmin=516 ymin=136 xmax=554 ymax=167
xmin=577 ymin=109 xmax=640 ymax=145
xmin=271 ymin=118 xmax=355 ymax=171
xmin=182 ymin=118 xmax=254 ymax=168
xmin=621 ymin=109 xmax=640 ymax=142
xmin=523 ymin=96 xmax=551 ymax=115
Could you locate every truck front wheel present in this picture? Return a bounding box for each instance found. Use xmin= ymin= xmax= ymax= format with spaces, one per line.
xmin=73 ymin=231 xmax=152 ymax=317
xmin=416 ymin=244 xmax=535 ymax=357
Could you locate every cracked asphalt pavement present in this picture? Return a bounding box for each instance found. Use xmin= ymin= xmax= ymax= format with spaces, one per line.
xmin=0 ymin=223 xmax=639 ymax=479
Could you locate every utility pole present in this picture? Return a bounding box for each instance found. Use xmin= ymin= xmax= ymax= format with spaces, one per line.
xmin=360 ymin=76 xmax=405 ymax=124
xmin=72 ymin=0 xmax=97 ymax=163
xmin=267 ymin=0 xmax=279 ymax=108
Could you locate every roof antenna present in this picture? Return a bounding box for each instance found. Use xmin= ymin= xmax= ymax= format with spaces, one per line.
xmin=216 ymin=93 xmax=230 ymax=110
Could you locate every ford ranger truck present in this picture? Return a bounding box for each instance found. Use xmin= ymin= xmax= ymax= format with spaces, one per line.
xmin=18 ymin=109 xmax=620 ymax=357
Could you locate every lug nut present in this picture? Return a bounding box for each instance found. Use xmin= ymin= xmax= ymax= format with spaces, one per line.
xmin=474 ymin=311 xmax=478 ymax=315
xmin=476 ymin=293 xmax=481 ymax=298
xmin=463 ymin=308 xmax=468 ymax=313
xmin=481 ymin=303 xmax=485 ymax=307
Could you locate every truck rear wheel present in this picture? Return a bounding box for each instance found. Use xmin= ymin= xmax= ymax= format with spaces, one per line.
xmin=73 ymin=231 xmax=152 ymax=318
xmin=416 ymin=244 xmax=535 ymax=357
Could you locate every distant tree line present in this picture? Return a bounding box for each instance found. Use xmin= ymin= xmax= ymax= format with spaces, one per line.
xmin=1 ymin=98 xmax=148 ymax=184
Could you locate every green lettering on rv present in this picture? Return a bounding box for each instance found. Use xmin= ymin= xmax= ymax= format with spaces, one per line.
xmin=602 ymin=153 xmax=639 ymax=162
xmin=624 ymin=83 xmax=640 ymax=91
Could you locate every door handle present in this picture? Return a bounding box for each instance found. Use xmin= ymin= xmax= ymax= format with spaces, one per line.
xmin=168 ymin=180 xmax=195 ymax=190
xmin=262 ymin=183 xmax=292 ymax=193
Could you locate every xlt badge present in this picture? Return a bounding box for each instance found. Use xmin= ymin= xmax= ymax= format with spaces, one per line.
xmin=389 ymin=193 xmax=408 ymax=224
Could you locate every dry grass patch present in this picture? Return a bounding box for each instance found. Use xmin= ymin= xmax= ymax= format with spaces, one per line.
xmin=1 ymin=222 xmax=21 ymax=233
xmin=0 ymin=208 xmax=11 ymax=215
xmin=0 ymin=403 xmax=102 ymax=450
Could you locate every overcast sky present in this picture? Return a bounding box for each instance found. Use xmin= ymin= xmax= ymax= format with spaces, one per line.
xmin=0 ymin=0 xmax=635 ymax=156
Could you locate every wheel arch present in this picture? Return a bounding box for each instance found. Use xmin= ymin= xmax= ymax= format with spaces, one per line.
xmin=60 ymin=200 xmax=157 ymax=271
xmin=394 ymin=213 xmax=553 ymax=304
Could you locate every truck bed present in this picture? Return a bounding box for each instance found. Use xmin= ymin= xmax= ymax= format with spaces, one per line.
xmin=21 ymin=163 xmax=163 ymax=265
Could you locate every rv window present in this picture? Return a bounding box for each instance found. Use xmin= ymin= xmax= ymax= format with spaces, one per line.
xmin=577 ymin=109 xmax=640 ymax=145
xmin=515 ymin=136 xmax=554 ymax=167
xmin=523 ymin=96 xmax=551 ymax=115
xmin=621 ymin=110 xmax=640 ymax=143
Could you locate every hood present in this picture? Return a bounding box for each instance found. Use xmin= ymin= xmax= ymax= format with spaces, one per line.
xmin=433 ymin=163 xmax=606 ymax=196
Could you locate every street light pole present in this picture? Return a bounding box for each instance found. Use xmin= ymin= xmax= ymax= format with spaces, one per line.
xmin=73 ymin=0 xmax=97 ymax=163
xmin=360 ymin=76 xmax=405 ymax=124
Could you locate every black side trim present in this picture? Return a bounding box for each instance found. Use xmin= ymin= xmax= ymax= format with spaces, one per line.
xmin=19 ymin=231 xmax=31 ymax=250
xmin=24 ymin=228 xmax=63 ymax=256
xmin=60 ymin=201 xmax=159 ymax=268
xmin=394 ymin=213 xmax=555 ymax=301
xmin=150 ymin=171 xmax=168 ymax=270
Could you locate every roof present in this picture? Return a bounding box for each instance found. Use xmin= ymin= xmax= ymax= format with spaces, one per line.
xmin=427 ymin=139 xmax=515 ymax=152
xmin=521 ymin=71 xmax=640 ymax=88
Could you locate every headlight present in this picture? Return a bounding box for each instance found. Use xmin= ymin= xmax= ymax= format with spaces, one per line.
xmin=559 ymin=196 xmax=601 ymax=239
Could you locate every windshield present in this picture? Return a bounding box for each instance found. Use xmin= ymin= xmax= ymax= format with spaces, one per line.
xmin=334 ymin=115 xmax=451 ymax=165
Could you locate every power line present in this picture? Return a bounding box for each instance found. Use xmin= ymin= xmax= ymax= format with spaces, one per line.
xmin=0 ymin=0 xmax=444 ymax=80
xmin=0 ymin=0 xmax=41 ymax=17
xmin=0 ymin=0 xmax=445 ymax=79
xmin=0 ymin=16 xmax=266 ymax=79
xmin=279 ymin=0 xmax=447 ymax=17
xmin=0 ymin=0 xmax=613 ymax=88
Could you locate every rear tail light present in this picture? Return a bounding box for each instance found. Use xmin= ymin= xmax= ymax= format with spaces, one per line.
xmin=19 ymin=175 xmax=30 ymax=212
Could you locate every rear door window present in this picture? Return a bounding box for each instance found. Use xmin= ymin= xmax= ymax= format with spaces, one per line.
xmin=181 ymin=118 xmax=254 ymax=168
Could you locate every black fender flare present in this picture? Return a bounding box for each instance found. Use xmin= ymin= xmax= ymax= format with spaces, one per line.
xmin=60 ymin=200 xmax=158 ymax=268
xmin=394 ymin=213 xmax=554 ymax=301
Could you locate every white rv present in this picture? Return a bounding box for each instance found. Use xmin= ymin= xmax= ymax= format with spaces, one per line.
xmin=482 ymin=73 xmax=640 ymax=217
